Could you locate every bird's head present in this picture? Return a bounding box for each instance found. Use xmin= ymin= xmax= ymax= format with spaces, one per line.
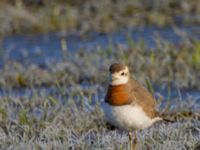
xmin=109 ymin=63 xmax=130 ymax=86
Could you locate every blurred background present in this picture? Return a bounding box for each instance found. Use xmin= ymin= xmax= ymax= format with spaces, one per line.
xmin=0 ymin=0 xmax=200 ymax=94
xmin=0 ymin=0 xmax=200 ymax=149
xmin=0 ymin=0 xmax=200 ymax=35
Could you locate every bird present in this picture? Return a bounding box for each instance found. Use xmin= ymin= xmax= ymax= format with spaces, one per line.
xmin=102 ymin=63 xmax=163 ymax=131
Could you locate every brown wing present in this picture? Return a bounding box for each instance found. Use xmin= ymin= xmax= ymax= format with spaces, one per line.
xmin=129 ymin=79 xmax=159 ymax=118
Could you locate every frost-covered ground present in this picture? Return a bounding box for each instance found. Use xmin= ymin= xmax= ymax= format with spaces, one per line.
xmin=0 ymin=84 xmax=199 ymax=149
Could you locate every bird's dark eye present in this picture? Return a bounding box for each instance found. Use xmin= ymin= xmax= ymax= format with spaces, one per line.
xmin=121 ymin=72 xmax=125 ymax=76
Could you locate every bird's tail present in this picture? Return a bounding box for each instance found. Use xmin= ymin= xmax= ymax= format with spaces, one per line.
xmin=157 ymin=111 xmax=175 ymax=123
xmin=162 ymin=118 xmax=174 ymax=123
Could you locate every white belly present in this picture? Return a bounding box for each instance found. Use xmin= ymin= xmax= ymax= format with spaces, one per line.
xmin=102 ymin=102 xmax=161 ymax=130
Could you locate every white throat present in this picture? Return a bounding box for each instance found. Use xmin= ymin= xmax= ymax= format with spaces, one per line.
xmin=110 ymin=77 xmax=128 ymax=86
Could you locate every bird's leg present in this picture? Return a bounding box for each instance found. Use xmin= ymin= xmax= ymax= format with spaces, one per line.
xmin=128 ymin=131 xmax=138 ymax=150
xmin=133 ymin=130 xmax=138 ymax=145
xmin=128 ymin=131 xmax=132 ymax=141
xmin=128 ymin=131 xmax=133 ymax=150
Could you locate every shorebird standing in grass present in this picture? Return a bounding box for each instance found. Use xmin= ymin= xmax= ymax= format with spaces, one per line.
xmin=102 ymin=63 xmax=164 ymax=148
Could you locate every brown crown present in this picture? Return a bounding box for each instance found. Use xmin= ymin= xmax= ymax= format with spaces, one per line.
xmin=109 ymin=63 xmax=127 ymax=73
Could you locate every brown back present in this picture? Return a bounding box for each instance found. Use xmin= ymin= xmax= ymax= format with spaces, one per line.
xmin=128 ymin=79 xmax=158 ymax=118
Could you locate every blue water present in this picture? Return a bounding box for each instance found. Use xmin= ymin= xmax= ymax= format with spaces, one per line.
xmin=1 ymin=25 xmax=200 ymax=67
